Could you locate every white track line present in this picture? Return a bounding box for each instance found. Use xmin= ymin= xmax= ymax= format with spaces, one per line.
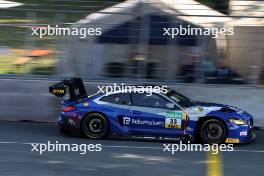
xmin=0 ymin=141 xmax=264 ymax=153
xmin=233 ymin=149 xmax=264 ymax=153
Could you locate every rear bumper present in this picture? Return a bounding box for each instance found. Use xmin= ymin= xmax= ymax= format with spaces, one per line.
xmin=57 ymin=113 xmax=82 ymax=130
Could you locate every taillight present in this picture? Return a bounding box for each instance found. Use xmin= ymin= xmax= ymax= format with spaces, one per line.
xmin=62 ymin=106 xmax=76 ymax=112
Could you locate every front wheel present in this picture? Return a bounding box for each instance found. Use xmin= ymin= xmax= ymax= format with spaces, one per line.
xmin=199 ymin=119 xmax=227 ymax=144
xmin=81 ymin=113 xmax=109 ymax=139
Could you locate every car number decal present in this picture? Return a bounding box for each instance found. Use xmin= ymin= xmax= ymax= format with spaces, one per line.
xmin=165 ymin=112 xmax=184 ymax=129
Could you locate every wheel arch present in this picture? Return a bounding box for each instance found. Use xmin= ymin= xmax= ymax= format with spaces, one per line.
xmin=80 ymin=111 xmax=110 ymax=133
xmin=194 ymin=116 xmax=229 ymax=141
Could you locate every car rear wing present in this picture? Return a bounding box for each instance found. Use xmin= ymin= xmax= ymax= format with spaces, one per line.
xmin=49 ymin=78 xmax=87 ymax=101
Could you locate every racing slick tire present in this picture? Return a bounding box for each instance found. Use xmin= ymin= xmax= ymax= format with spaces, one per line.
xmin=199 ymin=119 xmax=227 ymax=144
xmin=81 ymin=113 xmax=109 ymax=139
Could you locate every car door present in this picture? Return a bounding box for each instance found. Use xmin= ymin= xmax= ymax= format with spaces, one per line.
xmin=98 ymin=93 xmax=134 ymax=133
xmin=126 ymin=93 xmax=186 ymax=136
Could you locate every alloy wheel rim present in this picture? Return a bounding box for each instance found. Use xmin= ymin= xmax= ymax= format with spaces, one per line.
xmin=88 ymin=118 xmax=103 ymax=133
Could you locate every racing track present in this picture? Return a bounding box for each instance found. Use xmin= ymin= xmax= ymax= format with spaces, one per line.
xmin=0 ymin=121 xmax=263 ymax=176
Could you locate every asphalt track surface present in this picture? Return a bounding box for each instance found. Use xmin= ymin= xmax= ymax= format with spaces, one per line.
xmin=0 ymin=121 xmax=263 ymax=176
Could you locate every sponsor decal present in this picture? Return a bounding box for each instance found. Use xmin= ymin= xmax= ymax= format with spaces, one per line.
xmin=165 ymin=112 xmax=184 ymax=129
xmin=165 ymin=112 xmax=183 ymax=118
xmin=240 ymin=131 xmax=247 ymax=136
xmin=68 ymin=119 xmax=76 ymax=126
xmin=123 ymin=117 xmax=131 ymax=125
xmin=52 ymin=89 xmax=65 ymax=94
xmin=225 ymin=138 xmax=239 ymax=143
xmin=122 ymin=117 xmax=164 ymax=126
xmin=122 ymin=112 xmax=187 ymax=129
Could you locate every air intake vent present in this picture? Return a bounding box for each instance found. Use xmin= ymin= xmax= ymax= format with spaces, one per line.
xmin=220 ymin=107 xmax=235 ymax=113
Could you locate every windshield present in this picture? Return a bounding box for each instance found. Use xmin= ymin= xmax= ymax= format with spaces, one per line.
xmin=166 ymin=89 xmax=196 ymax=108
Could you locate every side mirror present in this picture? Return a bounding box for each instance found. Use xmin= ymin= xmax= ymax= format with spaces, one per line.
xmin=166 ymin=103 xmax=175 ymax=109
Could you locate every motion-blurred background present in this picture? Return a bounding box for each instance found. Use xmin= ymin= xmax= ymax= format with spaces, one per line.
xmin=1 ymin=0 xmax=263 ymax=84
xmin=0 ymin=0 xmax=263 ymax=124
xmin=0 ymin=2 xmax=264 ymax=176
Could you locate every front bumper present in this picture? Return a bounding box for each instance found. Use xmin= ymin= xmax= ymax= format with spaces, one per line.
xmin=226 ymin=121 xmax=254 ymax=143
xmin=241 ymin=133 xmax=256 ymax=143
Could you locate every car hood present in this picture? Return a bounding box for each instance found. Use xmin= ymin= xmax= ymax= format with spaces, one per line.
xmin=184 ymin=101 xmax=249 ymax=120
xmin=195 ymin=101 xmax=243 ymax=113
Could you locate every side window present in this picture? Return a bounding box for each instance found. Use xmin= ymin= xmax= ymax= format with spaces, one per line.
xmin=100 ymin=93 xmax=130 ymax=105
xmin=131 ymin=93 xmax=175 ymax=109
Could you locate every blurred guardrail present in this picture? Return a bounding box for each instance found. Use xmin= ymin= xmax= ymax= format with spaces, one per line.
xmin=0 ymin=78 xmax=263 ymax=127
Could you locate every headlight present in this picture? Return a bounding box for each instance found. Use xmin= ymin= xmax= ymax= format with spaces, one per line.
xmin=229 ymin=118 xmax=247 ymax=125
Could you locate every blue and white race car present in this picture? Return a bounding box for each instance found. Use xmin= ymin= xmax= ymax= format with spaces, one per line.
xmin=49 ymin=78 xmax=255 ymax=144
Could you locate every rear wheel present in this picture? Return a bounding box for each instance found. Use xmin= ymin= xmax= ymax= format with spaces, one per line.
xmin=81 ymin=113 xmax=109 ymax=139
xmin=199 ymin=119 xmax=227 ymax=144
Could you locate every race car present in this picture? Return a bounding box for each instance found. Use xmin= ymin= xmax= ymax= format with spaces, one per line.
xmin=49 ymin=78 xmax=255 ymax=144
